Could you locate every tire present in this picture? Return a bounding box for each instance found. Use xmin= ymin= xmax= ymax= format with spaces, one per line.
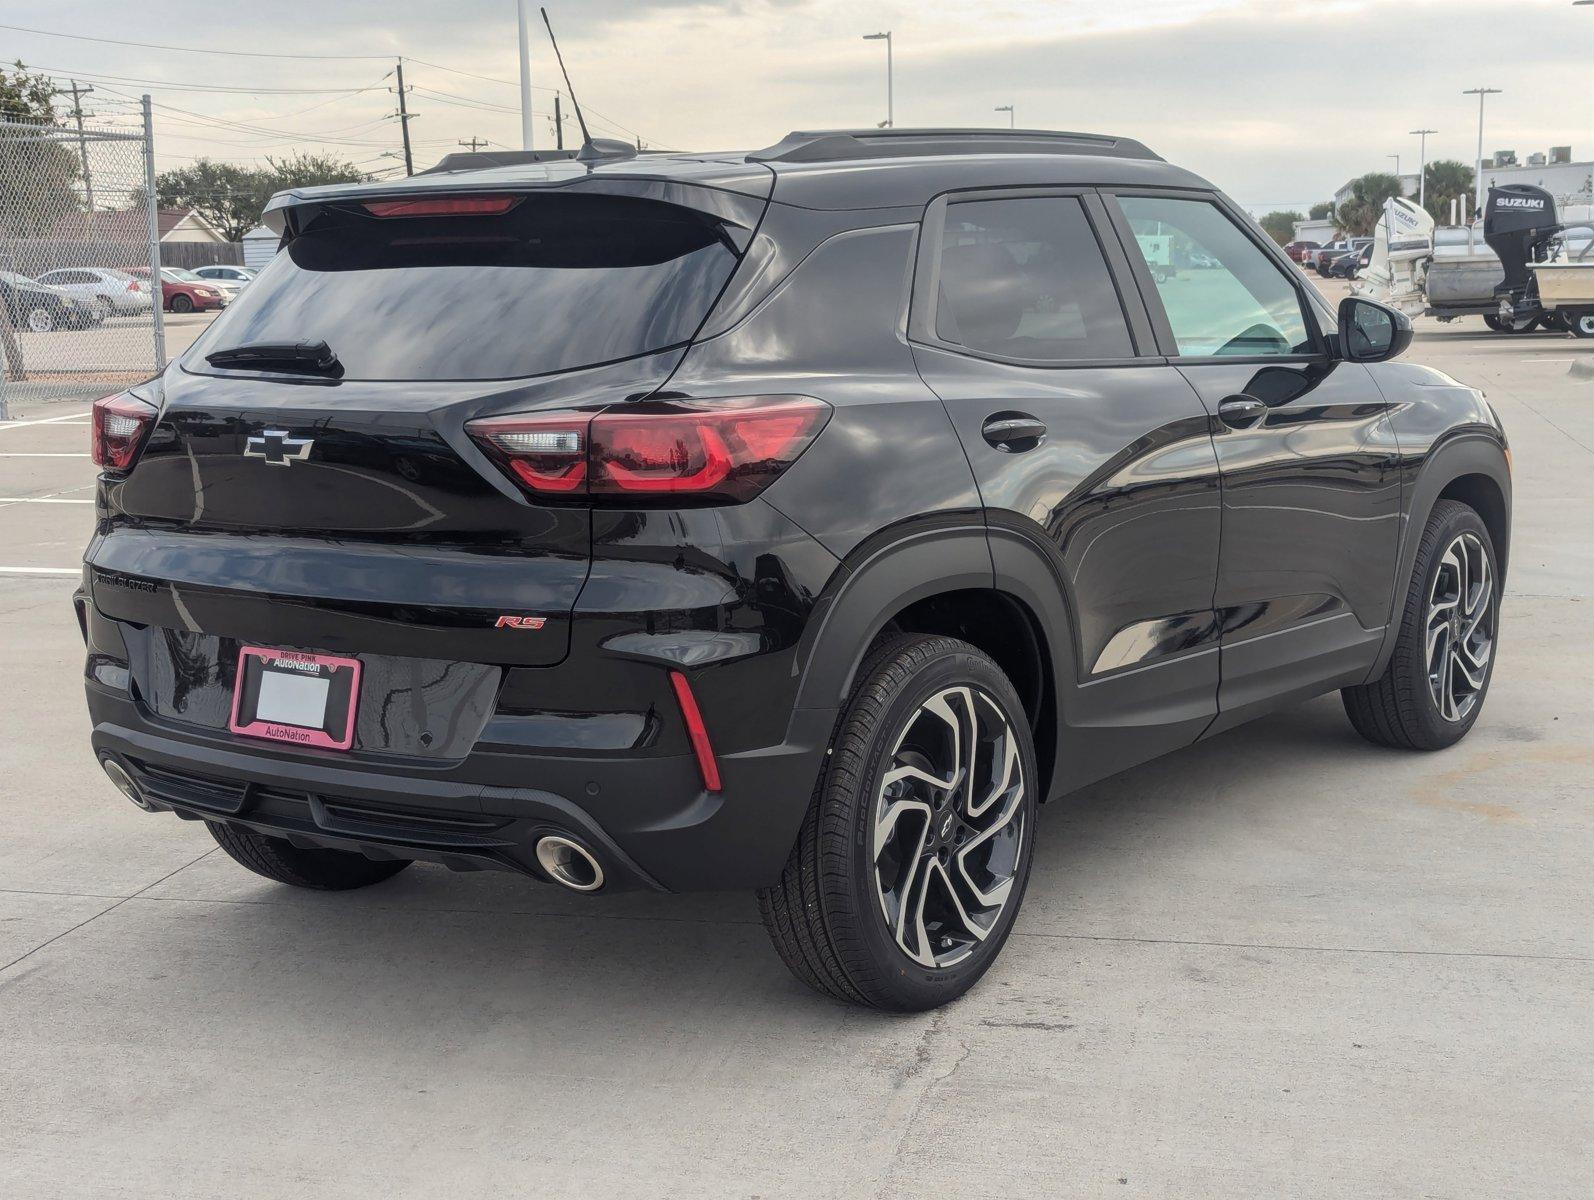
xmin=206 ymin=821 xmax=411 ymax=890
xmin=26 ymin=306 xmax=54 ymax=334
xmin=758 ymin=634 xmax=1038 ymax=1010
xmin=1482 ymin=312 xmax=1536 ymax=334
xmin=1564 ymin=308 xmax=1594 ymax=339
xmin=169 ymin=293 xmax=194 ymax=314
xmin=1343 ymin=500 xmax=1499 ymax=750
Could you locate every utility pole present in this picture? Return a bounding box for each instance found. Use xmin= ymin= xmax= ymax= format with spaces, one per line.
xmin=1463 ymin=86 xmax=1502 ymax=230
xmin=68 ymin=81 xmax=96 ymax=220
xmin=459 ymin=137 xmax=489 ymax=152
xmin=1410 ymin=129 xmax=1436 ymax=210
xmin=554 ymin=93 xmax=563 ymax=149
xmin=518 ymin=0 xmax=535 ymax=150
xmin=394 ymin=57 xmax=414 ymax=176
xmin=994 ymin=104 xmax=1014 ymax=128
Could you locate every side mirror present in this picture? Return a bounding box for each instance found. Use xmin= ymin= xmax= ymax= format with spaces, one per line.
xmin=1338 ymin=296 xmax=1412 ymax=363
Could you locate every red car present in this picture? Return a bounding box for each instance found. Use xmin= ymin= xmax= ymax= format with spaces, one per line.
xmin=128 ymin=266 xmax=228 ymax=314
xmin=1284 ymin=240 xmax=1321 ymax=264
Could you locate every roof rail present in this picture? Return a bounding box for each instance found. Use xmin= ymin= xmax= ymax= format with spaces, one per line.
xmin=747 ymin=128 xmax=1161 ymax=165
xmin=418 ymin=149 xmax=580 ymax=175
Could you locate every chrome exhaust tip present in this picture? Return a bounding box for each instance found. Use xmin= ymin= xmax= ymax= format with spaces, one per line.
xmin=535 ymin=835 xmax=605 ymax=893
xmin=102 ymin=758 xmax=152 ymax=811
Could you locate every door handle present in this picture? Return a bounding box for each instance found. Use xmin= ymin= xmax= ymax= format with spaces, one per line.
xmin=1217 ymin=396 xmax=1268 ymax=428
xmin=981 ymin=414 xmax=1047 ymax=451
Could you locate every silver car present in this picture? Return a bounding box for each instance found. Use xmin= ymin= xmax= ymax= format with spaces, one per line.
xmin=34 ymin=267 xmax=154 ymax=317
xmin=193 ymin=264 xmax=258 ymax=291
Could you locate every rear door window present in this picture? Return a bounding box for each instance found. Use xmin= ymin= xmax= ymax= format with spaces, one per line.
xmin=187 ymin=193 xmax=742 ymax=381
xmin=1114 ymin=195 xmax=1313 ymax=357
xmin=933 ymin=197 xmax=1135 ymax=363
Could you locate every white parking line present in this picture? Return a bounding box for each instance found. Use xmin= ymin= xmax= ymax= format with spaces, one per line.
xmin=0 ymin=497 xmax=93 ymax=504
xmin=0 ymin=566 xmax=78 ymax=576
xmin=0 ymin=453 xmax=91 ymax=458
xmin=0 ymin=412 xmax=92 ymax=431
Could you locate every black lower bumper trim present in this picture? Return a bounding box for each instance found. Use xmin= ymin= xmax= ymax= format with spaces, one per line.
xmin=95 ymin=726 xmax=667 ymax=892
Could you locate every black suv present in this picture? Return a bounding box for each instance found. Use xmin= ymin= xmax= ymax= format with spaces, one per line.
xmin=79 ymin=129 xmax=1510 ymax=1010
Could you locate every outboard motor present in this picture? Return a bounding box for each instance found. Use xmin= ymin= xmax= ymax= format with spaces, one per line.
xmin=1483 ymin=184 xmax=1560 ymax=305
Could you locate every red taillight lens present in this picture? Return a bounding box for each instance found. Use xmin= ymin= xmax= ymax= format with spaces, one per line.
xmin=466 ymin=396 xmax=829 ymax=504
xmin=363 ymin=195 xmax=521 ymax=219
xmin=126 ymin=280 xmax=139 ymax=292
xmin=91 ymin=392 xmax=157 ymax=471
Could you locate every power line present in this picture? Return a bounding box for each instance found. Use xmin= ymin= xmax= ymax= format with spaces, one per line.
xmin=20 ymin=64 xmax=384 ymax=95
xmin=0 ymin=21 xmax=393 ymax=61
xmin=404 ymin=57 xmax=673 ymax=149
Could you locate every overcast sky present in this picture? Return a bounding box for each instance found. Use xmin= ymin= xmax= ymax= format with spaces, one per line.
xmin=8 ymin=0 xmax=1593 ymax=213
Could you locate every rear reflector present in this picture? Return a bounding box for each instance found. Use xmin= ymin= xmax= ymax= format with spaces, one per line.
xmin=363 ymin=195 xmax=521 ymax=219
xmin=670 ymin=670 xmax=721 ymax=792
xmin=466 ymin=396 xmax=829 ymax=505
xmin=91 ymin=392 xmax=157 ymax=471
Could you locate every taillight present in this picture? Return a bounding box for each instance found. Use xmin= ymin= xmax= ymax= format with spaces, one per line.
xmin=466 ymin=396 xmax=829 ymax=504
xmin=126 ymin=280 xmax=139 ymax=292
xmin=91 ymin=392 xmax=157 ymax=471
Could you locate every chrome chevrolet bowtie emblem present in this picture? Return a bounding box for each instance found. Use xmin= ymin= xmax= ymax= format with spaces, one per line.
xmin=244 ymin=429 xmax=314 ymax=466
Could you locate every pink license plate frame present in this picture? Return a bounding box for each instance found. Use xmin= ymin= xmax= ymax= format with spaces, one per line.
xmin=228 ymin=646 xmax=361 ymax=751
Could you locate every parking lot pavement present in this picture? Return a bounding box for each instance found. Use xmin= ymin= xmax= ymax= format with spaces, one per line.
xmin=1 ymin=316 xmax=1592 ymax=1197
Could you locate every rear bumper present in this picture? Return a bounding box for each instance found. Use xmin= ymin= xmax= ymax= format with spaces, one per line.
xmin=85 ymin=674 xmax=835 ymax=895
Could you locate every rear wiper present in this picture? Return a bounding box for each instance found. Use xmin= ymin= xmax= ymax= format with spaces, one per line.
xmin=205 ymin=339 xmax=343 ymax=377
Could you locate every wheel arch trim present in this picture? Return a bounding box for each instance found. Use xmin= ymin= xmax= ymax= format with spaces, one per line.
xmin=1367 ymin=430 xmax=1511 ymax=682
xmin=788 ymin=517 xmax=1080 ymax=799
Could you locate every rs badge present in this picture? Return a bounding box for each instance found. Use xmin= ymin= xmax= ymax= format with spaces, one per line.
xmin=495 ymin=615 xmax=548 ymax=630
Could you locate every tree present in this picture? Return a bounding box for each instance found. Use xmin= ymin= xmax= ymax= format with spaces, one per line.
xmin=151 ymin=159 xmax=261 ymax=242
xmin=1259 ymin=210 xmax=1304 ymax=246
xmin=153 ymin=152 xmax=369 ymax=241
xmin=1333 ymin=172 xmax=1405 ymax=237
xmin=1422 ymin=159 xmax=1475 ymax=225
xmin=264 ymin=151 xmax=367 ymax=192
xmin=0 ymin=61 xmax=82 ymax=238
xmin=1309 ymin=201 xmax=1334 ymax=221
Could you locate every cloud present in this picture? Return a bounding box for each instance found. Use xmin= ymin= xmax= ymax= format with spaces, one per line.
xmin=17 ymin=0 xmax=1590 ymax=204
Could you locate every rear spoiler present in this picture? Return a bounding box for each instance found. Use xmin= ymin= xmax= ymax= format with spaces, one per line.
xmin=259 ymin=174 xmax=771 ymax=251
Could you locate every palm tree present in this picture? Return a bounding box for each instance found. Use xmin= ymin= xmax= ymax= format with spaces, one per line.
xmin=1422 ymin=159 xmax=1476 ymax=225
xmin=1334 ymin=173 xmax=1405 ymax=237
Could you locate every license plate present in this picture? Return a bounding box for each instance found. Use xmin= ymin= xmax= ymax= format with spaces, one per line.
xmin=229 ymin=647 xmax=361 ymax=751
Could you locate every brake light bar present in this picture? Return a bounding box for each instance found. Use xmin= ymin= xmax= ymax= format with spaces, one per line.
xmin=362 ymin=195 xmax=521 ymax=219
xmin=466 ymin=396 xmax=830 ymax=505
xmin=91 ymin=392 xmax=157 ymax=471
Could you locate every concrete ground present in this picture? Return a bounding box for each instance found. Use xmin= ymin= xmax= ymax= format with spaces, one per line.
xmin=1 ymin=292 xmax=1591 ymax=1198
xmin=1 ymin=312 xmax=217 ymax=409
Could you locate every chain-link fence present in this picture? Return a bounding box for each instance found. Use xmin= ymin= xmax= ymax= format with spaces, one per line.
xmin=0 ymin=102 xmax=165 ymax=417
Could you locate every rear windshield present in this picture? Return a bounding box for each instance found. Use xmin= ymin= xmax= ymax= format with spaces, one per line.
xmin=187 ymin=193 xmax=741 ymax=381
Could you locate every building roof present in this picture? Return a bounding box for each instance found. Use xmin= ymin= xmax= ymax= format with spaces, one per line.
xmin=46 ymin=207 xmax=226 ymax=243
xmin=262 ymin=128 xmax=1214 ymax=230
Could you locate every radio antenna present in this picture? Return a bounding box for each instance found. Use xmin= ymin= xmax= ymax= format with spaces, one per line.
xmin=540 ymin=8 xmax=594 ymax=153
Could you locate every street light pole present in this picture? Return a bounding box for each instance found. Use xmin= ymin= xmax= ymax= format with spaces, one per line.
xmin=1463 ymin=87 xmax=1501 ymax=228
xmin=863 ymin=32 xmax=893 ymax=128
xmin=1388 ymin=153 xmax=1401 ymax=187
xmin=994 ymin=104 xmax=1014 ymax=128
xmin=1409 ymin=129 xmax=1436 ymax=210
xmin=518 ymin=0 xmax=535 ymax=150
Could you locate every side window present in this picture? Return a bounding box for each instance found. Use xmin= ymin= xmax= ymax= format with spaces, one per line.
xmin=1116 ymin=196 xmax=1313 ymax=357
xmin=934 ymin=197 xmax=1134 ymax=363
